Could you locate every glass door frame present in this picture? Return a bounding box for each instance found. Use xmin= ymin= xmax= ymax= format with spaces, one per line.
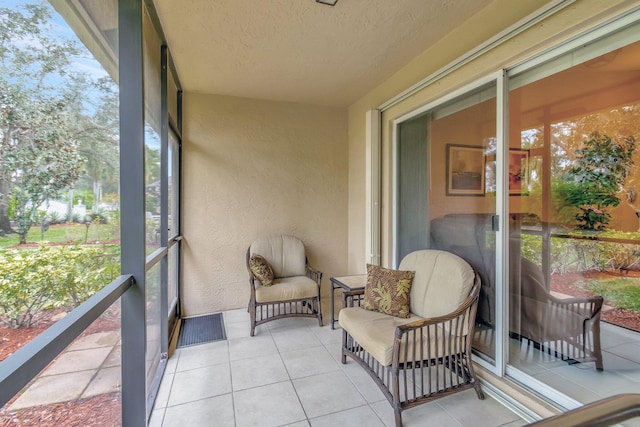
xmin=390 ymin=71 xmax=508 ymax=377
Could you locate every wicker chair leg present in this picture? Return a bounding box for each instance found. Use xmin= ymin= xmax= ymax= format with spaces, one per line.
xmin=249 ymin=304 xmax=256 ymax=337
xmin=393 ymin=406 xmax=403 ymax=427
xmin=474 ymin=381 xmax=485 ymax=400
xmin=593 ymin=322 xmax=604 ymax=371
xmin=317 ymin=297 xmax=323 ymax=326
xmin=595 ymin=354 xmax=604 ymax=371
xmin=466 ymin=353 xmax=485 ymax=399
xmin=341 ymin=331 xmax=348 ymax=364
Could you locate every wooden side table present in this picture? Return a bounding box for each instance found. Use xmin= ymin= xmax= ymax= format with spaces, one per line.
xmin=330 ymin=275 xmax=366 ymax=329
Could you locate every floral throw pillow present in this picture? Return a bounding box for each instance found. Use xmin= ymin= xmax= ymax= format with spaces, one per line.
xmin=362 ymin=264 xmax=415 ymax=318
xmin=249 ymin=254 xmax=274 ymax=286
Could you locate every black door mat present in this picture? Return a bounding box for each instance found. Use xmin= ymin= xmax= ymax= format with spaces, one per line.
xmin=177 ymin=313 xmax=227 ymax=348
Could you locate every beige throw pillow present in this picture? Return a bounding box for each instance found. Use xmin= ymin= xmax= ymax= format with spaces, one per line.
xmin=362 ymin=264 xmax=414 ymax=318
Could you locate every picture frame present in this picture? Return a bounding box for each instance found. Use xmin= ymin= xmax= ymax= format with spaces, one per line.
xmin=446 ymin=144 xmax=485 ymax=196
xmin=509 ymin=149 xmax=529 ymax=195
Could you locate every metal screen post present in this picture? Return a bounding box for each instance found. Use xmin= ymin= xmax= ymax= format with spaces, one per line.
xmin=119 ymin=0 xmax=147 ymax=425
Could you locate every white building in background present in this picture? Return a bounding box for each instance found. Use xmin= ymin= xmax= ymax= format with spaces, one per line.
xmin=37 ymin=200 xmax=86 ymax=222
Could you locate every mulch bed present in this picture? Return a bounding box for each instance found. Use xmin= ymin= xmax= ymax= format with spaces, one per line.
xmin=0 ymin=393 xmax=121 ymax=427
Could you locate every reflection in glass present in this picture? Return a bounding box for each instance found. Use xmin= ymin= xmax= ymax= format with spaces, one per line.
xmin=168 ymin=132 xmax=180 ymax=238
xmin=146 ymin=262 xmax=162 ymax=391
xmin=142 ymin=4 xmax=163 ymax=399
xmin=143 ymin=5 xmax=162 ymax=255
xmin=168 ymin=244 xmax=179 ymax=315
xmin=145 ymin=124 xmax=161 ymax=253
xmin=508 ymin=40 xmax=640 ymax=404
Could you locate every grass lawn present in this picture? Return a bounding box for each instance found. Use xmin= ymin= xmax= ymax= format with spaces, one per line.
xmin=581 ymin=276 xmax=640 ymax=312
xmin=0 ymin=223 xmax=120 ymax=248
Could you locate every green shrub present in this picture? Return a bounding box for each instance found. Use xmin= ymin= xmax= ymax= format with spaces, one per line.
xmin=520 ymin=234 xmax=542 ymax=264
xmin=46 ymin=210 xmax=69 ymax=225
xmin=0 ymin=244 xmax=120 ymax=328
xmin=521 ymin=234 xmax=579 ymax=274
xmin=597 ymin=231 xmax=640 ymax=271
xmin=520 ymin=230 xmax=640 ymax=274
xmin=89 ymin=208 xmax=109 ymax=224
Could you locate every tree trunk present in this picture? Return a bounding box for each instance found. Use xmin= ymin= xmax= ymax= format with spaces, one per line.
xmin=0 ymin=203 xmax=13 ymax=235
xmin=0 ymin=180 xmax=13 ymax=235
xmin=93 ymin=179 xmax=102 ymax=211
xmin=67 ymin=188 xmax=74 ymax=222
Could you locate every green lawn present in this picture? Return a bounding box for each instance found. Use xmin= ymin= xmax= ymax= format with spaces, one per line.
xmin=582 ymin=277 xmax=640 ymax=312
xmin=0 ymin=223 xmax=120 ymax=248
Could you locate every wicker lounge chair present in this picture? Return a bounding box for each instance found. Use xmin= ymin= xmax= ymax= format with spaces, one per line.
xmin=246 ymin=235 xmax=322 ymax=336
xmin=512 ymin=257 xmax=604 ymax=371
xmin=339 ymin=250 xmax=484 ymax=427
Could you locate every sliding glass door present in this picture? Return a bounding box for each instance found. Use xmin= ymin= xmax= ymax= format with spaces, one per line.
xmin=396 ymin=80 xmax=501 ymax=366
xmin=506 ymin=24 xmax=640 ymax=409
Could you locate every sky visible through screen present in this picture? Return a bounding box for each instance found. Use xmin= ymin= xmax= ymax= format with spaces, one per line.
xmin=2 ymin=0 xmax=161 ymax=149
xmin=2 ymin=0 xmax=111 ymax=93
xmin=6 ymin=0 xmax=105 ymax=75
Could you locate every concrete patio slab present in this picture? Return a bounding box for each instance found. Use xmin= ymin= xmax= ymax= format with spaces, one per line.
xmin=82 ymin=366 xmax=121 ymax=398
xmin=9 ymin=370 xmax=96 ymax=410
xmin=67 ymin=331 xmax=120 ymax=351
xmin=5 ymin=330 xmax=122 ymax=411
xmin=103 ymin=345 xmax=121 ymax=368
xmin=43 ymin=346 xmax=112 ymax=376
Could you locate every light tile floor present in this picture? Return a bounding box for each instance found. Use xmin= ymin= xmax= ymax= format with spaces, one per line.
xmin=149 ymin=309 xmax=526 ymax=427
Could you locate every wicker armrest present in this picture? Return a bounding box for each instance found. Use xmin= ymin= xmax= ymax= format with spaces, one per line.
xmin=398 ymin=278 xmax=480 ymax=333
xmin=395 ymin=293 xmax=477 ymax=338
xmin=306 ymin=264 xmax=323 ymax=286
xmin=547 ymin=294 xmax=604 ymax=320
xmin=389 ymin=283 xmax=479 ymax=371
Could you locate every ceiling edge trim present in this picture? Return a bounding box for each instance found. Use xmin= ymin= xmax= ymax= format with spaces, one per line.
xmin=377 ymin=0 xmax=575 ymax=112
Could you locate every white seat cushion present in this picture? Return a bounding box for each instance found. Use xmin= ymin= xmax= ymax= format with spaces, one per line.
xmin=255 ymin=276 xmax=318 ymax=303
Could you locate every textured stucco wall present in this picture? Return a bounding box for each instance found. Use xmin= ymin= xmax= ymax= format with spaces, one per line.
xmin=182 ymin=93 xmax=348 ymax=316
xmin=347 ymin=0 xmax=635 ymax=269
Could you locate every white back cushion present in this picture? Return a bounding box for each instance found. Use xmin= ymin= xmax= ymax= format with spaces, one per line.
xmin=250 ymin=235 xmax=306 ymax=278
xmin=399 ymin=250 xmax=475 ymax=319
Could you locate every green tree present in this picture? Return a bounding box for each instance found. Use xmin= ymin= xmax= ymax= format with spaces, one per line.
xmin=9 ymin=104 xmax=83 ymax=242
xmin=0 ymin=3 xmax=106 ymax=241
xmin=74 ymin=80 xmax=119 ymax=211
xmin=562 ymin=132 xmax=635 ymax=230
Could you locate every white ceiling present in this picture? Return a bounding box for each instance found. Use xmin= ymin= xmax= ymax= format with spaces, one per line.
xmin=154 ymin=0 xmax=495 ymax=107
